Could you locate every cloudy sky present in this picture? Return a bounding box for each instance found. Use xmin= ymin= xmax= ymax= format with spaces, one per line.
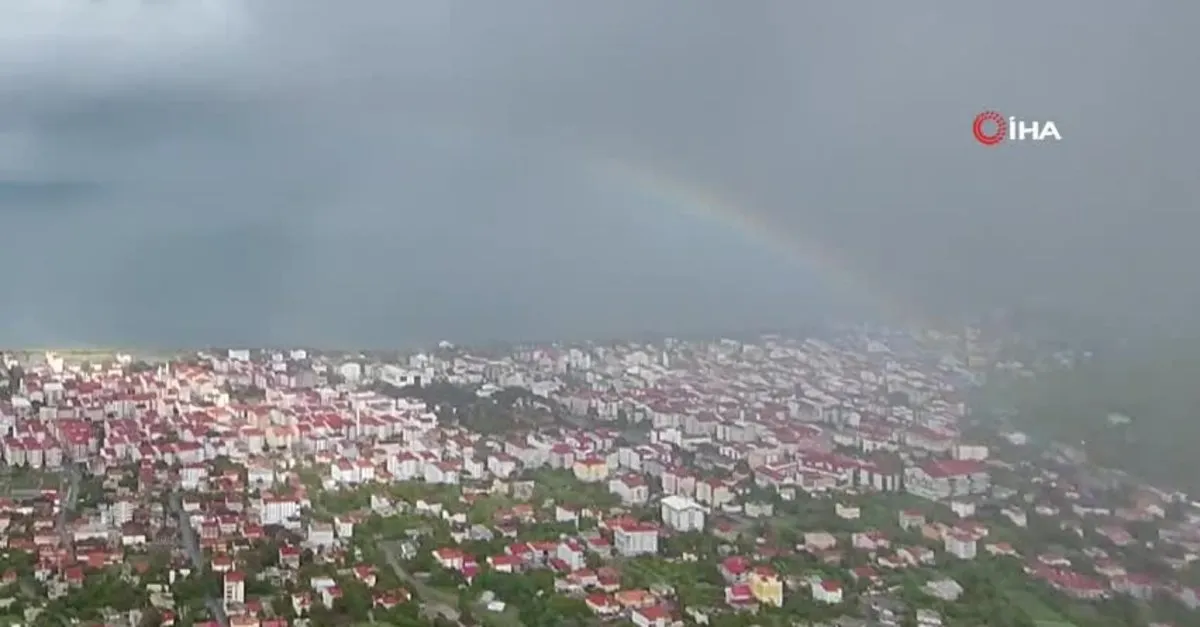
xmin=1 ymin=1 xmax=1196 ymax=348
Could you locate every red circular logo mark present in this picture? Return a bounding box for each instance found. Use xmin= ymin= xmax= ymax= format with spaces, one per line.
xmin=972 ymin=111 xmax=1007 ymax=146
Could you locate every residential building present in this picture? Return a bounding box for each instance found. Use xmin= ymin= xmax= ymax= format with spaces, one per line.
xmin=661 ymin=495 xmax=705 ymax=532
xmin=749 ymin=567 xmax=784 ymax=607
xmin=223 ymin=571 xmax=246 ymax=607
xmin=812 ymin=579 xmax=843 ymax=604
xmin=944 ymin=532 xmax=977 ymax=559
xmin=904 ymin=459 xmax=990 ymax=501
xmin=613 ymin=521 xmax=658 ymax=556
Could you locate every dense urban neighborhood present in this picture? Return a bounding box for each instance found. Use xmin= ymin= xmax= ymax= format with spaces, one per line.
xmin=0 ymin=329 xmax=1198 ymax=627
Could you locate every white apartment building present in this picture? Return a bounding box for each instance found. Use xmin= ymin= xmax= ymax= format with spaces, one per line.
xmin=904 ymin=460 xmax=990 ymax=502
xmin=613 ymin=521 xmax=659 ymax=556
xmin=661 ymin=495 xmax=706 ymax=532
xmin=223 ymin=571 xmax=245 ymax=607
xmin=609 ymin=475 xmax=650 ymax=506
xmin=260 ymin=496 xmax=302 ymax=527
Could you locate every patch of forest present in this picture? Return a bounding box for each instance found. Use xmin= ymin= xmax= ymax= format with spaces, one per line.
xmin=370 ymin=381 xmax=562 ymax=434
xmin=996 ymin=338 xmax=1200 ymax=493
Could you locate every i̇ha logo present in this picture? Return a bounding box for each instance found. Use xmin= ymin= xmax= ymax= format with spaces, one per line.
xmin=972 ymin=111 xmax=1061 ymax=146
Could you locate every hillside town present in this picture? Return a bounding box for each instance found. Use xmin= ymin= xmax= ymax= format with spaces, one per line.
xmin=0 ymin=329 xmax=1197 ymax=627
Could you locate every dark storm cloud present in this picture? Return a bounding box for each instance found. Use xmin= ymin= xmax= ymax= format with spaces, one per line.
xmin=1 ymin=1 xmax=1197 ymax=346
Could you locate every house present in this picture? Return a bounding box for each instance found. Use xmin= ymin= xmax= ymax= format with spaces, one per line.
xmin=850 ymin=566 xmax=879 ymax=586
xmin=944 ymin=532 xmax=977 ymax=559
xmin=1037 ymin=554 xmax=1072 ymax=569
xmin=573 ymin=456 xmax=609 ymax=483
xmin=1002 ymin=507 xmax=1029 ymax=528
xmin=724 ymin=584 xmax=755 ymax=608
xmin=565 ymin=568 xmax=599 ymax=590
xmin=1097 ymin=525 xmax=1134 ymax=547
xmin=1111 ymin=574 xmax=1156 ymax=600
xmin=695 ymin=478 xmax=735 ymax=507
xmin=835 ymin=503 xmax=861 ymax=520
xmin=374 ymin=589 xmax=412 ymax=609
xmin=812 ymin=579 xmax=843 ymax=604
xmin=660 ymin=495 xmax=705 ymax=532
xmin=744 ymin=502 xmax=774 ymax=518
xmin=556 ymin=540 xmax=587 ymax=571
xmin=749 ymin=566 xmax=783 ymax=607
xmin=631 ymin=604 xmax=671 ymax=627
xmin=307 ymin=522 xmax=336 ymax=549
xmin=924 ymin=578 xmax=963 ymax=601
xmin=433 ymin=548 xmax=465 ymax=570
xmin=852 ymin=530 xmax=890 ymax=552
xmin=584 ymin=535 xmax=612 ymax=557
xmin=1037 ymin=569 xmax=1107 ymax=600
xmin=719 ymin=556 xmax=750 ymax=583
xmin=488 ymin=554 xmax=521 ymax=574
xmin=120 ymin=523 xmax=148 ymax=547
xmin=555 ymin=505 xmax=579 ymax=523
xmin=949 ymin=500 xmax=975 ymax=518
xmin=895 ymin=545 xmax=936 ymax=566
xmin=613 ymin=521 xmax=658 ymax=556
xmin=596 ymin=568 xmax=621 ymax=592
xmin=985 ymin=542 xmax=1019 ymax=557
xmin=804 ymin=531 xmax=838 ymax=551
xmin=585 ymin=593 xmax=620 ymax=616
xmin=211 ymin=554 xmax=234 ymax=574
xmin=904 ymin=459 xmax=990 ymax=502
xmin=278 ymin=545 xmax=301 ymax=569
xmin=899 ymin=510 xmax=925 ymax=530
xmin=610 ymin=474 xmax=650 ymax=505
xmin=615 ymin=589 xmax=657 ymax=610
xmin=352 ymin=566 xmax=377 ymax=588
xmin=223 ymin=571 xmax=246 ymax=607
xmin=64 ymin=567 xmax=84 ymax=587
xmin=319 ymin=585 xmax=344 ymax=607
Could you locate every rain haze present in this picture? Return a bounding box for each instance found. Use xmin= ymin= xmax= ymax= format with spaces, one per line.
xmin=1 ymin=0 xmax=1197 ymax=348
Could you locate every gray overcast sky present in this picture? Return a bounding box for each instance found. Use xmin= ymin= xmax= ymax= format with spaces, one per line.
xmin=1 ymin=1 xmax=1197 ymax=347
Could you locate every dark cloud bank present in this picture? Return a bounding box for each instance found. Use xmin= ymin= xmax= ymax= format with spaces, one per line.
xmin=1 ymin=1 xmax=1197 ymax=347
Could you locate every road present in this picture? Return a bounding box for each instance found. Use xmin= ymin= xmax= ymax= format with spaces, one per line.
xmin=56 ymin=464 xmax=82 ymax=545
xmin=170 ymin=491 xmax=230 ymax=627
xmin=378 ymin=539 xmax=460 ymax=621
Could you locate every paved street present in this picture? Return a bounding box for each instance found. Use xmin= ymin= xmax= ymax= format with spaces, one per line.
xmin=56 ymin=464 xmax=81 ymax=545
xmin=171 ymin=491 xmax=230 ymax=627
xmin=378 ymin=539 xmax=461 ymax=622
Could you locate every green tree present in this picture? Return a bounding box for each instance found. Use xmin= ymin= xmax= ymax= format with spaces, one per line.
xmin=333 ymin=579 xmax=373 ymax=622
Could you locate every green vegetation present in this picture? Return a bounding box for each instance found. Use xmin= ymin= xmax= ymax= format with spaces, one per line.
xmin=1006 ymin=589 xmax=1074 ymax=627
xmin=171 ymin=570 xmax=221 ymax=613
xmin=370 ymin=382 xmax=561 ymax=433
xmin=987 ymin=339 xmax=1200 ymax=492
xmin=308 ymin=478 xmax=466 ymax=517
xmin=461 ymin=569 xmax=589 ymax=627
xmin=226 ymin=383 xmax=267 ymax=403
xmin=622 ymin=556 xmax=724 ymax=608
xmin=526 ymin=469 xmax=619 ymax=510
xmin=37 ymin=571 xmax=150 ymax=623
xmin=0 ymin=467 xmax=59 ymax=496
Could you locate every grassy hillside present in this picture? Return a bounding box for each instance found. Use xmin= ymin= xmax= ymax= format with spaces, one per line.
xmin=999 ymin=339 xmax=1200 ymax=493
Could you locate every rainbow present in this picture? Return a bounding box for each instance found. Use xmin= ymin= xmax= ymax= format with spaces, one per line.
xmin=408 ymin=121 xmax=913 ymax=321
xmin=585 ymin=156 xmax=912 ymax=321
